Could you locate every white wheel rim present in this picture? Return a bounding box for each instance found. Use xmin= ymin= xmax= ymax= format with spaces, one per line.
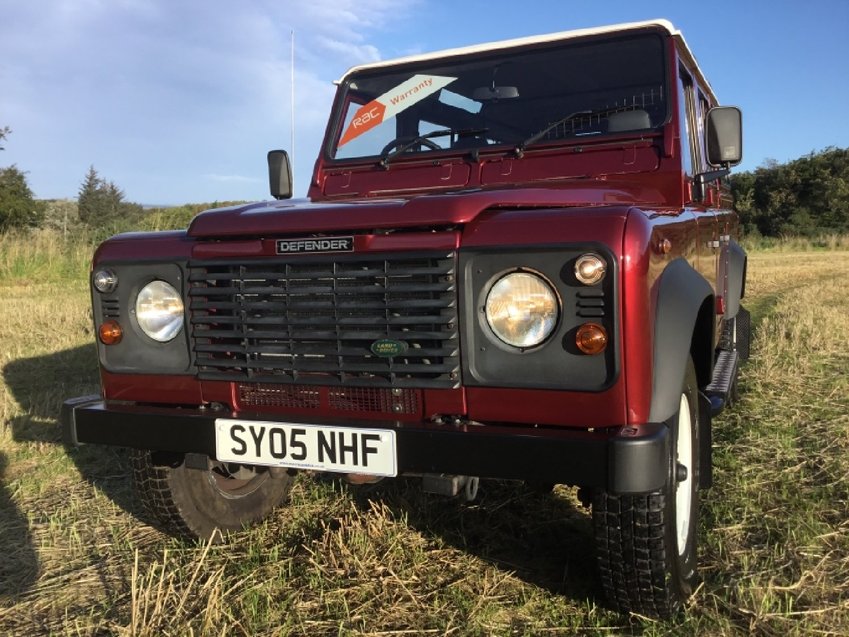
xmin=675 ymin=393 xmax=693 ymax=556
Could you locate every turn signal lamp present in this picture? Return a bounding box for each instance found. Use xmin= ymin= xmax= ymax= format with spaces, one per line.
xmin=99 ymin=320 xmax=123 ymax=345
xmin=576 ymin=322 xmax=607 ymax=355
xmin=574 ymin=253 xmax=606 ymax=285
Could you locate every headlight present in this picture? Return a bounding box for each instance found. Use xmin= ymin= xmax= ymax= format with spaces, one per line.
xmin=485 ymin=272 xmax=559 ymax=348
xmin=135 ymin=280 xmax=184 ymax=342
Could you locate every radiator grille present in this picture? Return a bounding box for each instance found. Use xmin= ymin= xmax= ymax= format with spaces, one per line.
xmin=188 ymin=252 xmax=459 ymax=388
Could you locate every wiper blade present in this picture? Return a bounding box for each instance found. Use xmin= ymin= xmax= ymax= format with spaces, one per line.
xmin=515 ymin=110 xmax=593 ymax=157
xmin=378 ymin=128 xmax=489 ymax=168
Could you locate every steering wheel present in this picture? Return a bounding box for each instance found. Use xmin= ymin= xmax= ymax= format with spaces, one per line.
xmin=380 ymin=136 xmax=441 ymax=156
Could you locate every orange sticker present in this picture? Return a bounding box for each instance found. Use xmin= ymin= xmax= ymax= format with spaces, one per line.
xmin=339 ymin=100 xmax=386 ymax=147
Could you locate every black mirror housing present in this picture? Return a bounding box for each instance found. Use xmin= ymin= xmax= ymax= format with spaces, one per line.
xmin=706 ymin=106 xmax=742 ymax=167
xmin=268 ymin=150 xmax=293 ymax=200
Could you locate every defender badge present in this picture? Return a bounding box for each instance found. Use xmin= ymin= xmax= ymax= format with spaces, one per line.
xmin=276 ymin=236 xmax=354 ymax=254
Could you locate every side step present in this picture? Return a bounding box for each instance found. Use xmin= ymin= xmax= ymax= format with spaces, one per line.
xmin=705 ymin=349 xmax=739 ymax=416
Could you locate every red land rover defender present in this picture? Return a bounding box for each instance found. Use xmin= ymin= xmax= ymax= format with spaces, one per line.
xmin=63 ymin=20 xmax=748 ymax=617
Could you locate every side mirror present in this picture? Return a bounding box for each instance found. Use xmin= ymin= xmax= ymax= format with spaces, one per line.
xmin=268 ymin=150 xmax=293 ymax=200
xmin=706 ymin=106 xmax=742 ymax=167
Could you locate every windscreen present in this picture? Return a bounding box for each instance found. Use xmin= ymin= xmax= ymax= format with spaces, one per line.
xmin=330 ymin=33 xmax=667 ymax=161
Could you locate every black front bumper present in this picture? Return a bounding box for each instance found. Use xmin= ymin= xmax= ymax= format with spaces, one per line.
xmin=62 ymin=395 xmax=670 ymax=494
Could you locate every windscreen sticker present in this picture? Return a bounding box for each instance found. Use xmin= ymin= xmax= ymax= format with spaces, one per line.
xmin=338 ymin=74 xmax=456 ymax=147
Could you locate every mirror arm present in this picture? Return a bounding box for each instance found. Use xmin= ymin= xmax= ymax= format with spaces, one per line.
xmin=693 ymin=165 xmax=730 ymax=202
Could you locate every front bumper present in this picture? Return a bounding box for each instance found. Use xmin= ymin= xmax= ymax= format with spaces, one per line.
xmin=62 ymin=395 xmax=670 ymax=494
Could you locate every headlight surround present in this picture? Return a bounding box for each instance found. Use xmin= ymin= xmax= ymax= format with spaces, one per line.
xmin=484 ymin=271 xmax=559 ymax=348
xmin=135 ymin=280 xmax=184 ymax=342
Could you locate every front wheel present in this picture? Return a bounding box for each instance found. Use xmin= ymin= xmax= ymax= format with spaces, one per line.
xmin=131 ymin=451 xmax=293 ymax=541
xmin=592 ymin=357 xmax=701 ymax=617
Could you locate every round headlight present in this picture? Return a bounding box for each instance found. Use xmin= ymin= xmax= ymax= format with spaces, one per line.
xmin=574 ymin=253 xmax=607 ymax=285
xmin=485 ymin=272 xmax=559 ymax=348
xmin=93 ymin=269 xmax=118 ymax=294
xmin=135 ymin=280 xmax=184 ymax=342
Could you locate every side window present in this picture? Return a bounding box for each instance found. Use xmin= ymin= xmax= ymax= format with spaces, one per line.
xmin=677 ymin=68 xmax=695 ymax=177
xmin=696 ymin=92 xmax=711 ymax=173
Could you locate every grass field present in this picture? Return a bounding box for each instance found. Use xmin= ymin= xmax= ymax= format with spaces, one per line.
xmin=1 ymin=232 xmax=847 ymax=636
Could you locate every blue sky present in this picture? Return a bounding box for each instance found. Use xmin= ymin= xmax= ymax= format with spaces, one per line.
xmin=2 ymin=0 xmax=848 ymax=204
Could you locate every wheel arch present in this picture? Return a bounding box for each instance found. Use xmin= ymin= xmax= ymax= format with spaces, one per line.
xmin=724 ymin=240 xmax=747 ymax=319
xmin=649 ymin=258 xmax=715 ymax=424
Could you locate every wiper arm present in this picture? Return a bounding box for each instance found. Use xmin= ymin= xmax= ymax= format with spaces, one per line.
xmin=378 ymin=128 xmax=489 ymax=168
xmin=514 ymin=110 xmax=593 ymax=157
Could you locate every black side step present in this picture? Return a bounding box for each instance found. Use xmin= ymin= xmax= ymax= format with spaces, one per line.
xmin=705 ymin=350 xmax=739 ymax=416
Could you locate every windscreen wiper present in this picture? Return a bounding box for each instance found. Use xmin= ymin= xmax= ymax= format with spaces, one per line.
xmin=378 ymin=128 xmax=489 ymax=168
xmin=514 ymin=110 xmax=593 ymax=158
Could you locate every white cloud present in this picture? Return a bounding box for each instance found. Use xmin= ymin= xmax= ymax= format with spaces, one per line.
xmin=0 ymin=0 xmax=422 ymax=201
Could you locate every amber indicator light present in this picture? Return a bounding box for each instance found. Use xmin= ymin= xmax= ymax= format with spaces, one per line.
xmin=576 ymin=322 xmax=608 ymax=355
xmin=99 ymin=320 xmax=123 ymax=345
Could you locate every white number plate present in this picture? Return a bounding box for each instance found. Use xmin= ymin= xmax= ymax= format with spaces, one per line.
xmin=214 ymin=419 xmax=398 ymax=477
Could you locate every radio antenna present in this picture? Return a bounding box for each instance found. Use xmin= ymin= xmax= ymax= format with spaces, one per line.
xmin=290 ymin=29 xmax=296 ymax=189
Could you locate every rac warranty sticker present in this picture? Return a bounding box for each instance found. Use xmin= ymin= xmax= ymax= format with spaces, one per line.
xmin=338 ymin=74 xmax=456 ymax=147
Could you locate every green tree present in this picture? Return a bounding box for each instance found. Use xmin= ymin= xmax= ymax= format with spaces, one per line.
xmin=0 ymin=165 xmax=44 ymax=230
xmin=77 ymin=166 xmax=143 ymax=229
xmin=731 ymin=147 xmax=849 ymax=237
xmin=0 ymin=128 xmax=45 ymax=229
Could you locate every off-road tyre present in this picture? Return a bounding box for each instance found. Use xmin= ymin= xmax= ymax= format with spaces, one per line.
xmin=592 ymin=357 xmax=701 ymax=618
xmin=131 ymin=450 xmax=293 ymax=541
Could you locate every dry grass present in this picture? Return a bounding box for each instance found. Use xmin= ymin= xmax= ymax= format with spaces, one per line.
xmin=1 ymin=235 xmax=848 ymax=635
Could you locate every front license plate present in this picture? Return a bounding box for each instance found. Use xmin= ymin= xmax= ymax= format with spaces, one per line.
xmin=214 ymin=419 xmax=398 ymax=477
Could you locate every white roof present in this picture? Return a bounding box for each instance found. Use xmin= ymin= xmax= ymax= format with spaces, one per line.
xmin=337 ymin=19 xmax=717 ymax=103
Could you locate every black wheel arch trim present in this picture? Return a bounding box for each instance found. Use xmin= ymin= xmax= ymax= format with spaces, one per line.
xmin=649 ymin=258 xmax=714 ymax=424
xmin=724 ymin=240 xmax=747 ymax=319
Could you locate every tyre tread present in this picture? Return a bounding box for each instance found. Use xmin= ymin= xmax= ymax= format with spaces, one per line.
xmin=592 ymin=491 xmax=678 ymax=617
xmin=130 ymin=450 xmax=202 ymax=539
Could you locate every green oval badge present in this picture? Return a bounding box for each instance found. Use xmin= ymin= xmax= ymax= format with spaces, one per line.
xmin=370 ymin=338 xmax=409 ymax=357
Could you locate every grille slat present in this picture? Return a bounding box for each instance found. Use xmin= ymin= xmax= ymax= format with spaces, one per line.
xmin=189 ymin=252 xmax=459 ymax=388
xmin=190 ymin=298 xmax=453 ymax=312
xmin=191 ymin=314 xmax=454 ymax=327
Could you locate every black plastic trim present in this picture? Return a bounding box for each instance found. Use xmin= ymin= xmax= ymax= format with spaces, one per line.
xmin=92 ymin=261 xmax=194 ymax=375
xmin=649 ymin=257 xmax=714 ymax=423
xmin=459 ymin=242 xmax=619 ymax=391
xmin=62 ymin=397 xmax=669 ymax=494
xmin=724 ymin=240 xmax=747 ymax=319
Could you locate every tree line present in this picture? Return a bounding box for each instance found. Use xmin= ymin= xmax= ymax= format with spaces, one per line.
xmin=730 ymin=147 xmax=849 ymax=237
xmin=0 ymin=126 xmax=242 ymax=236
xmin=0 ymin=127 xmax=144 ymax=233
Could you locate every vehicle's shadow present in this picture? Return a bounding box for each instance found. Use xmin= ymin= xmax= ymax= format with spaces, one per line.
xmin=2 ymin=344 xmax=138 ymax=596
xmin=0 ymin=451 xmax=38 ymax=600
xmin=345 ymin=476 xmax=603 ymax=605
